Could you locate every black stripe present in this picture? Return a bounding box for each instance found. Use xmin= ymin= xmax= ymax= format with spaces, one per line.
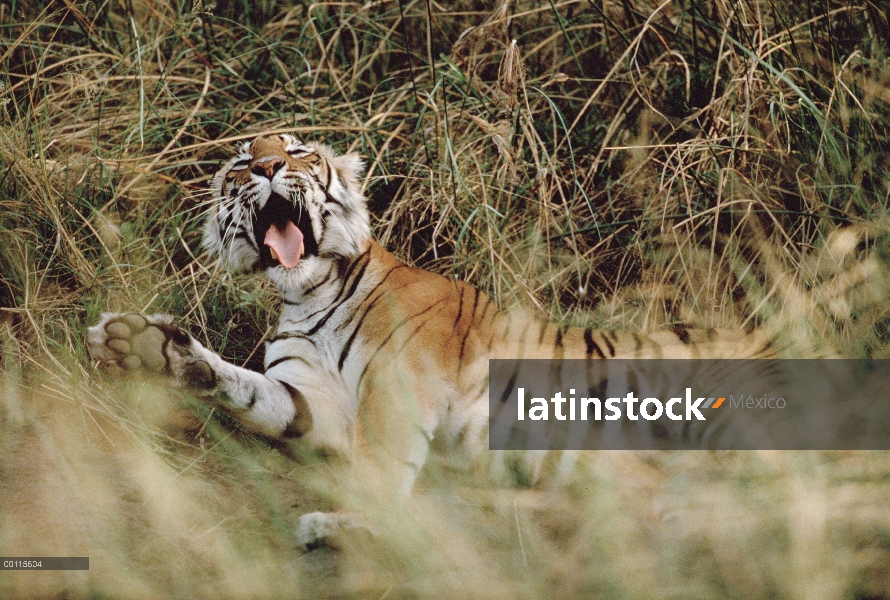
xmin=555 ymin=325 xmax=564 ymax=349
xmin=516 ymin=316 xmax=529 ymax=348
xmin=324 ymin=191 xmax=347 ymax=209
xmin=485 ymin=312 xmax=504 ymax=354
xmin=329 ymin=249 xmax=371 ymax=300
xmin=357 ymin=299 xmax=447 ymax=389
xmin=583 ymin=328 xmax=606 ymax=359
xmin=469 ymin=288 xmax=480 ymax=320
xmin=284 ymin=264 xmax=337 ymax=302
xmin=268 ymin=330 xmax=319 ymax=345
xmin=218 ymin=211 xmax=237 ymax=239
xmin=537 ymin=321 xmax=549 ymax=345
xmin=457 ymin=327 xmax=472 ymax=365
xmin=385 ymin=309 xmax=444 ymax=365
xmin=337 ymin=314 xmax=367 ymax=371
xmin=334 ymin=265 xmax=404 ymax=333
xmin=499 ymin=370 xmax=518 ymax=404
xmin=246 ymin=390 xmax=258 ymax=409
xmin=756 ymin=339 xmax=773 ymax=357
xmin=267 ymin=355 xmax=312 ymax=370
xmin=479 ymin=296 xmax=498 ymax=326
xmin=476 ymin=297 xmax=490 ymax=329
xmin=453 ymin=285 xmax=465 ymax=329
xmin=323 ymin=160 xmax=333 ymax=190
xmin=602 ymin=332 xmax=615 ymax=357
xmin=161 ymin=335 xmax=171 ymax=373
xmin=233 ymin=229 xmax=258 ymax=251
xmin=306 ymin=258 xmax=371 ymax=334
xmin=286 ymin=251 xmax=371 ymax=330
xmin=457 ymin=289 xmax=479 ymax=365
xmin=325 ymin=251 xmax=367 ymax=305
xmin=279 ymin=381 xmax=313 ymax=438
xmin=673 ymin=326 xmax=691 ymax=345
xmin=336 ymin=266 xmax=404 ymax=370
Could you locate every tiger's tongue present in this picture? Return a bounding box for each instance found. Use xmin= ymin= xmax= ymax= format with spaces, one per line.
xmin=264 ymin=221 xmax=304 ymax=269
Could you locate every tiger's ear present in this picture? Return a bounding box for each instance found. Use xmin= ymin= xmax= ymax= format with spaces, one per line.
xmin=329 ymin=152 xmax=364 ymax=193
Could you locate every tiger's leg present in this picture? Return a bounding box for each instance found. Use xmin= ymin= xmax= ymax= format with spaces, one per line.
xmin=87 ymin=313 xmax=307 ymax=439
xmin=294 ymin=456 xmax=429 ymax=550
xmin=294 ymin=381 xmax=437 ymax=550
xmin=294 ymin=433 xmax=431 ymax=549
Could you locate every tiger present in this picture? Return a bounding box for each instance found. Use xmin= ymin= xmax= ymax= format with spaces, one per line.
xmin=87 ymin=134 xmax=784 ymax=547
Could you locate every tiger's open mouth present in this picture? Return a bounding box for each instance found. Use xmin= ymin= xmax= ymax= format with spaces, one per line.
xmin=254 ymin=193 xmax=319 ymax=270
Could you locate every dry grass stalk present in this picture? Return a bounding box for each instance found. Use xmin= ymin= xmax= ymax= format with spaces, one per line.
xmin=1 ymin=0 xmax=890 ymax=597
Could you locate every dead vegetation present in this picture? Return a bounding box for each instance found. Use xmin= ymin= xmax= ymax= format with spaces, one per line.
xmin=2 ymin=0 xmax=890 ymax=597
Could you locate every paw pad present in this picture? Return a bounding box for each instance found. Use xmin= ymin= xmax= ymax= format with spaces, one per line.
xmin=98 ymin=314 xmax=170 ymax=373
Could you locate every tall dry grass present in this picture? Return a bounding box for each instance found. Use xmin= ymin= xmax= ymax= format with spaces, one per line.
xmin=2 ymin=0 xmax=890 ymax=597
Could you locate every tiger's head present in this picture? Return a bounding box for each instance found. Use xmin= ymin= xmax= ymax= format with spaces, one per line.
xmin=203 ymin=134 xmax=371 ymax=290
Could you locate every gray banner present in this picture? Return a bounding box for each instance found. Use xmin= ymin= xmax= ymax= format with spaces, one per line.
xmin=488 ymin=359 xmax=890 ymax=450
xmin=0 ymin=557 xmax=89 ymax=570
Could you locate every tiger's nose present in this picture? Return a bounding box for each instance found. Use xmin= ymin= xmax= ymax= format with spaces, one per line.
xmin=251 ymin=157 xmax=285 ymax=179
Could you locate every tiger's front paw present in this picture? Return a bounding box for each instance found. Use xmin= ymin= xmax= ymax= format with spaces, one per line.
xmin=87 ymin=313 xmax=171 ymax=374
xmin=296 ymin=511 xmax=375 ymax=552
xmin=87 ymin=313 xmax=214 ymax=388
